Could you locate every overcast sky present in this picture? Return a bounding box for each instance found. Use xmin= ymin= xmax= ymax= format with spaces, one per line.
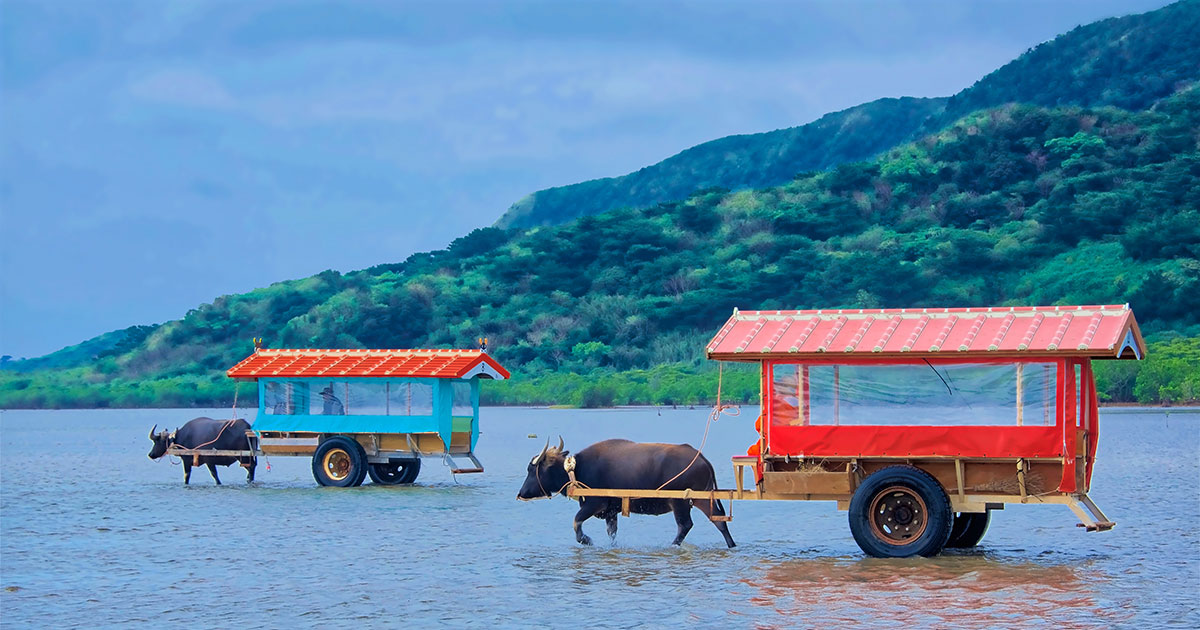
xmin=0 ymin=0 xmax=1174 ymax=359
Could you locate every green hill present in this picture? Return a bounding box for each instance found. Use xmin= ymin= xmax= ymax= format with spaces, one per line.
xmin=496 ymin=97 xmax=947 ymax=228
xmin=931 ymin=0 xmax=1200 ymax=127
xmin=496 ymin=0 xmax=1200 ymax=230
xmin=4 ymin=86 xmax=1198 ymax=408
xmin=1 ymin=325 xmax=157 ymax=373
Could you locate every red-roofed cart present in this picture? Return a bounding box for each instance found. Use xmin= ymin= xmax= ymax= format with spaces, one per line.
xmin=223 ymin=347 xmax=510 ymax=487
xmin=570 ymin=304 xmax=1145 ymax=557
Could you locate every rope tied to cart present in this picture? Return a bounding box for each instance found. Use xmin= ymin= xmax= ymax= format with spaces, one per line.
xmin=164 ymin=381 xmax=259 ymax=468
xmin=652 ymin=363 xmax=740 ymax=519
xmin=534 ymin=365 xmax=737 ymax=504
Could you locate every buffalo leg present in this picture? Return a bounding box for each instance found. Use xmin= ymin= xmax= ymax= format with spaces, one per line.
xmin=182 ymin=460 xmax=192 ymax=485
xmin=670 ymin=500 xmax=694 ymax=546
xmin=573 ymin=499 xmax=606 ymax=546
xmin=244 ymin=459 xmax=256 ymax=483
xmin=606 ymin=513 xmax=619 ymax=540
xmin=207 ymin=462 xmax=222 ymax=485
xmin=694 ymin=498 xmax=737 ymax=548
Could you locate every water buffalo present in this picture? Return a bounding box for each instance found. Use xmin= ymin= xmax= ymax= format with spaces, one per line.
xmin=517 ymin=437 xmax=735 ymax=548
xmin=147 ymin=417 xmax=256 ymax=485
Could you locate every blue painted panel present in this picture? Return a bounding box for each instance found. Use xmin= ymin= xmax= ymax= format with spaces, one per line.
xmin=251 ymin=414 xmax=438 ymax=434
xmin=470 ymin=379 xmax=481 ymax=451
xmin=435 ymin=380 xmax=453 ymax=448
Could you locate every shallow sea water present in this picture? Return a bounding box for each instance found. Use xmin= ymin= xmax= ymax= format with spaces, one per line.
xmin=2 ymin=407 xmax=1197 ymax=628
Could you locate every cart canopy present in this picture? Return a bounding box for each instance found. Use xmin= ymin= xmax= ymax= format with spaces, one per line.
xmin=707 ymin=304 xmax=1144 ymax=362
xmin=227 ymin=348 xmax=510 ymax=380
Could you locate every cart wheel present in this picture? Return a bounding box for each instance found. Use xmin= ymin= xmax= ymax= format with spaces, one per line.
xmin=312 ymin=436 xmax=368 ymax=487
xmin=946 ymin=511 xmax=991 ymax=548
xmin=849 ymin=465 xmax=953 ymax=558
xmin=367 ymin=459 xmax=421 ymax=485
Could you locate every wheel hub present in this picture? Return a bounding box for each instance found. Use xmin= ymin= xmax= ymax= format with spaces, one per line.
xmin=869 ymin=485 xmax=929 ymax=545
xmin=323 ymin=449 xmax=352 ymax=481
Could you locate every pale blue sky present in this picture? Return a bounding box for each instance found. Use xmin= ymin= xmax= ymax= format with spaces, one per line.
xmin=0 ymin=0 xmax=1173 ymax=358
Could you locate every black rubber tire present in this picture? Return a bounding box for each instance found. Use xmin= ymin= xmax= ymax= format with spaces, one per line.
xmin=848 ymin=465 xmax=953 ymax=558
xmin=312 ymin=436 xmax=368 ymax=487
xmin=946 ymin=511 xmax=991 ymax=548
xmin=367 ymin=459 xmax=421 ymax=485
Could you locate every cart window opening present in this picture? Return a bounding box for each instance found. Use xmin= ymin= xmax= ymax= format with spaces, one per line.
xmin=264 ymin=381 xmax=288 ymax=415
xmin=771 ymin=364 xmax=806 ymax=427
xmin=287 ymin=382 xmax=310 ymax=415
xmin=771 ymin=363 xmax=1058 ymax=426
xmin=346 ymin=382 xmax=387 ymax=416
xmin=261 ymin=380 xmax=436 ymax=416
xmin=452 ymin=381 xmax=474 ymax=417
xmin=1080 ymin=362 xmax=1089 ymax=427
xmin=308 ymin=381 xmax=347 ymax=415
xmin=310 ymin=381 xmax=436 ymax=416
xmin=388 ymin=382 xmax=433 ymax=416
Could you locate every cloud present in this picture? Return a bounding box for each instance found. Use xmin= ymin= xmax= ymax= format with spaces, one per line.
xmin=0 ymin=0 xmax=1177 ymax=357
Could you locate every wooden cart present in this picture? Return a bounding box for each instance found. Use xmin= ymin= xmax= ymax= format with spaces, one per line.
xmin=178 ymin=347 xmax=511 ymax=487
xmin=570 ymin=304 xmax=1146 ymax=557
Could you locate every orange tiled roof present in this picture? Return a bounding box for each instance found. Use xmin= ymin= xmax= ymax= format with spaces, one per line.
xmin=227 ymin=349 xmax=510 ymax=379
xmin=707 ymin=304 xmax=1145 ymax=361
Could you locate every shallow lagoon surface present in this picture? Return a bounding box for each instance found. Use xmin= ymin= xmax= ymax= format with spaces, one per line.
xmin=2 ymin=407 xmax=1197 ymax=628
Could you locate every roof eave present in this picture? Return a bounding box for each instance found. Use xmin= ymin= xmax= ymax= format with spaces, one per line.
xmin=707 ymin=349 xmax=1141 ymax=362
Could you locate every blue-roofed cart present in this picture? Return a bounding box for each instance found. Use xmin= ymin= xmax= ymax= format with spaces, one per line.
xmin=224 ymin=348 xmax=510 ymax=487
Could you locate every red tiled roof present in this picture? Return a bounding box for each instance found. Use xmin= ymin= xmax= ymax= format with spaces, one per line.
xmin=227 ymin=349 xmax=511 ymax=379
xmin=707 ymin=305 xmax=1145 ymax=361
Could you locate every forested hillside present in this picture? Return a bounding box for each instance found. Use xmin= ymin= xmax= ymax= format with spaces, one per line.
xmin=932 ymin=0 xmax=1200 ymax=127
xmin=4 ymin=87 xmax=1198 ymax=408
xmin=497 ymin=0 xmax=1200 ymax=230
xmin=496 ymin=97 xmax=946 ymax=228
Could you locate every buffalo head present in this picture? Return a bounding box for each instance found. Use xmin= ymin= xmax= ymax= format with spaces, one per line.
xmin=517 ymin=436 xmax=569 ymax=500
xmin=147 ymin=424 xmax=173 ymax=460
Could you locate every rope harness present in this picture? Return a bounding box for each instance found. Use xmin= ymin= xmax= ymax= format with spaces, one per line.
xmin=556 ymin=455 xmax=588 ymax=496
xmin=530 ymin=453 xmax=585 ymax=499
xmin=170 ymin=419 xmax=239 ymax=467
xmin=159 ymin=380 xmax=265 ymax=473
xmin=539 ymin=365 xmax=739 ymax=518
xmin=653 ymin=363 xmax=740 ymax=492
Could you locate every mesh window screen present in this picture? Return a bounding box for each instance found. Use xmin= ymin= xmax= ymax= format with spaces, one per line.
xmin=771 ymin=363 xmax=1058 ymax=427
xmin=387 ymin=382 xmax=433 ymax=416
xmin=452 ymin=381 xmax=473 ymax=416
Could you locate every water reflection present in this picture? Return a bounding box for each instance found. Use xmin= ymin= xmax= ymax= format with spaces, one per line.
xmin=742 ymin=554 xmax=1128 ymax=628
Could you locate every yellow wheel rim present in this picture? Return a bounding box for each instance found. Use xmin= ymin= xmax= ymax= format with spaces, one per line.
xmin=322 ymin=449 xmax=352 ymax=481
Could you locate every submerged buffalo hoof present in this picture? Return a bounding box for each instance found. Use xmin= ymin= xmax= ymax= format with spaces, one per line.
xmin=578 ymin=535 xmax=593 ymax=546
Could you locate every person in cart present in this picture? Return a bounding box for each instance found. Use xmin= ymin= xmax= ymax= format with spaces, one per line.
xmin=320 ymin=385 xmax=344 ymax=415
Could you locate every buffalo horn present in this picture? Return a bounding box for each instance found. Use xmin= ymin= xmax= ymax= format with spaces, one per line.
xmin=149 ymin=424 xmax=158 ymax=440
xmin=557 ymin=435 xmax=564 ymax=452
xmin=533 ymin=437 xmax=550 ymax=464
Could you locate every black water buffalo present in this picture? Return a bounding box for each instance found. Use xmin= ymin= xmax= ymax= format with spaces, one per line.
xmin=147 ymin=417 xmax=256 ymax=485
xmin=517 ymin=437 xmax=735 ymax=548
